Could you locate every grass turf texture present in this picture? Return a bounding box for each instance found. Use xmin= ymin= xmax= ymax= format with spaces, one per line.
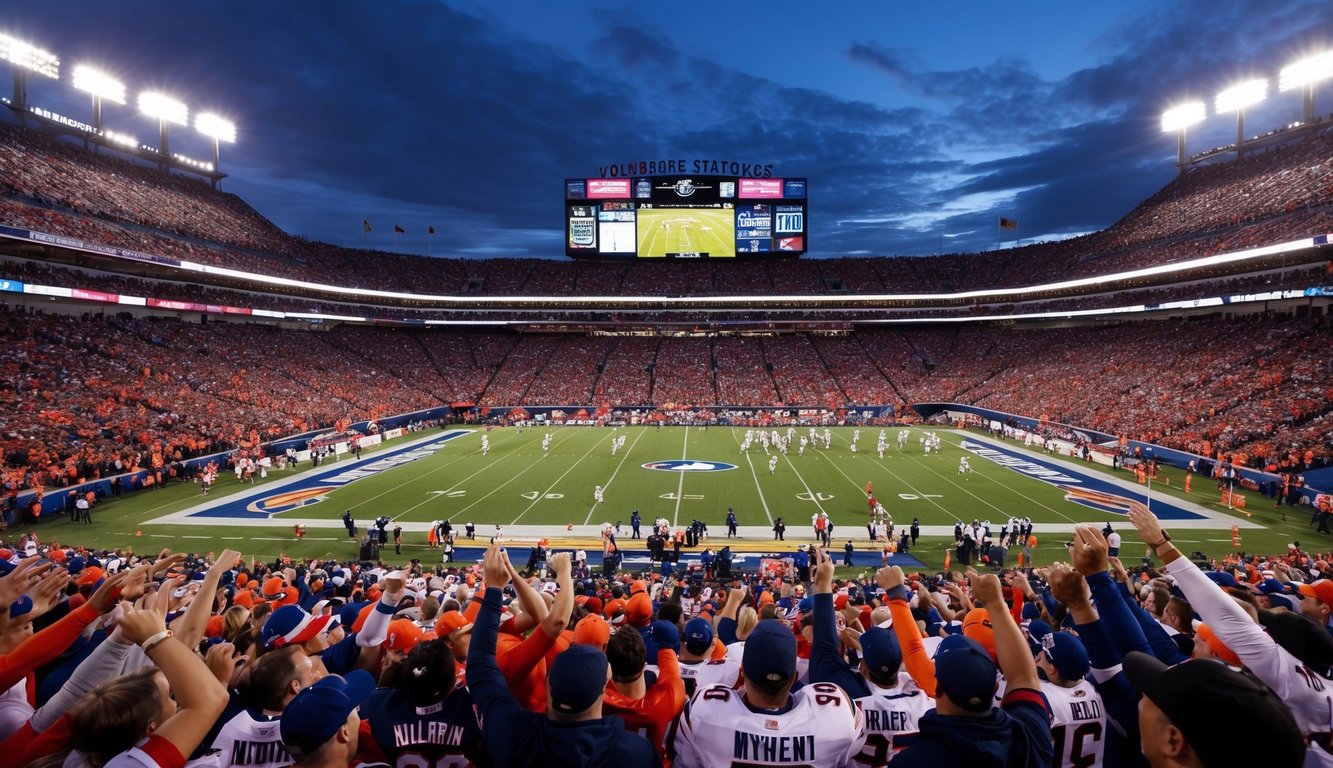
xmin=23 ymin=426 xmax=1307 ymax=571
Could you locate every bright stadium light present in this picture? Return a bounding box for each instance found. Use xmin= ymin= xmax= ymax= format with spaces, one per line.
xmin=1279 ymin=51 xmax=1333 ymax=123
xmin=72 ymin=65 xmax=125 ymax=104
xmin=195 ymin=112 xmax=235 ymax=187
xmin=138 ymin=91 xmax=188 ymax=125
xmin=72 ymin=64 xmax=125 ymax=135
xmin=1215 ymin=78 xmax=1267 ymax=113
xmin=1161 ymin=101 xmax=1205 ymax=170
xmin=0 ymin=31 xmax=59 ymax=111
xmin=138 ymin=91 xmax=188 ymax=162
xmin=1160 ymin=101 xmax=1206 ymax=133
xmin=1216 ymin=79 xmax=1267 ymax=156
xmin=195 ymin=113 xmax=235 ymax=143
xmin=0 ymin=32 xmax=59 ymax=79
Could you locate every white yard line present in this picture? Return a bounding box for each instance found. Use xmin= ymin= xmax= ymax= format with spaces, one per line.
xmin=672 ymin=426 xmax=690 ymax=527
xmin=728 ymin=428 xmax=773 ymax=525
xmin=584 ymin=428 xmax=650 ymax=525
xmin=509 ymin=430 xmax=609 ymax=525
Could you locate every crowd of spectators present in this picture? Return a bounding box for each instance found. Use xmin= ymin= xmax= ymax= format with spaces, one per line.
xmin=1 ymin=504 xmax=1331 ymax=765
xmin=2 ymin=118 xmax=1332 ymax=304
xmin=1 ymin=307 xmax=1327 ymax=492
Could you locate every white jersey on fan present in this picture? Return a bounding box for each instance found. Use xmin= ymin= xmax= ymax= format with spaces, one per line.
xmin=679 ymin=657 xmax=743 ymax=697
xmin=208 ymin=708 xmax=291 ymax=768
xmin=671 ymin=682 xmax=865 ymax=768
xmin=1042 ymin=679 xmax=1107 ymax=768
xmin=854 ymin=680 xmax=934 ymax=766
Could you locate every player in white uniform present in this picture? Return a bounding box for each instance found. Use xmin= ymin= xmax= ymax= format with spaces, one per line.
xmin=672 ymin=621 xmax=866 ymax=768
xmin=594 ymin=485 xmax=604 ymax=504
xmin=769 ymin=455 xmax=779 ymax=475
xmin=1034 ymin=630 xmax=1106 ymax=768
xmin=480 ymin=434 xmax=489 ymax=455
xmin=958 ymin=457 xmax=971 ymax=475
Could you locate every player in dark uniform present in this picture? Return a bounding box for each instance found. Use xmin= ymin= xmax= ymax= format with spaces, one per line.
xmin=360 ymin=639 xmax=484 ymax=767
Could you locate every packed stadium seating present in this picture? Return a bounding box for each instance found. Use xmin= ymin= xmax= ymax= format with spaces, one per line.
xmin=0 ymin=118 xmax=1330 ymax=492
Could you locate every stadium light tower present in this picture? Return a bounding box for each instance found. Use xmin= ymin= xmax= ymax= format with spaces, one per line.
xmin=1215 ymin=78 xmax=1267 ymax=156
xmin=1161 ymin=101 xmax=1206 ymax=170
xmin=138 ymin=91 xmax=188 ymax=162
xmin=1279 ymin=50 xmax=1333 ymax=124
xmin=195 ymin=112 xmax=235 ymax=189
xmin=0 ymin=31 xmax=59 ymax=111
xmin=72 ymin=65 xmax=126 ymax=134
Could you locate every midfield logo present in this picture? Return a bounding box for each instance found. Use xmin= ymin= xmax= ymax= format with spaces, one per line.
xmin=641 ymin=460 xmax=737 ymax=472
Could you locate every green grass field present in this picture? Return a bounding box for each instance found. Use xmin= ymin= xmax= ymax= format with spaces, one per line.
xmin=636 ymin=208 xmax=736 ymax=257
xmin=25 ymin=426 xmax=1310 ymax=572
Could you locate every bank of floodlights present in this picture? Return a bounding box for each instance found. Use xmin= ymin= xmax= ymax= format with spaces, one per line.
xmin=0 ymin=31 xmax=59 ymax=111
xmin=72 ymin=64 xmax=125 ymax=132
xmin=138 ymin=91 xmax=187 ymax=159
xmin=0 ymin=33 xmax=59 ymax=79
xmin=1161 ymin=101 xmax=1205 ymax=168
xmin=1216 ymin=78 xmax=1267 ymax=154
xmin=1280 ymin=51 xmax=1333 ymax=124
xmin=195 ymin=112 xmax=235 ymax=183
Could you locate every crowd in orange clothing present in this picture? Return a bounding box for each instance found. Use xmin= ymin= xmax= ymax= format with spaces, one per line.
xmin=1 ymin=309 xmax=1327 ymax=493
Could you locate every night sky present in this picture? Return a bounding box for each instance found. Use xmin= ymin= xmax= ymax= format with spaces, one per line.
xmin=3 ymin=1 xmax=1330 ymax=259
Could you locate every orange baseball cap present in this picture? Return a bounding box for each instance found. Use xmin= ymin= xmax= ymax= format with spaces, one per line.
xmin=384 ymin=619 xmax=423 ymax=652
xmin=1298 ymin=580 xmax=1333 ymax=605
xmin=963 ymin=608 xmax=997 ymax=661
xmin=573 ymin=615 xmax=610 ymax=649
xmin=1194 ymin=621 xmax=1241 ymax=666
xmin=630 ymin=580 xmax=648 ymax=596
xmin=77 ymin=566 xmax=105 ymax=587
xmin=603 ymin=599 xmax=624 ymax=623
xmin=625 ymin=593 xmax=653 ymax=627
xmin=261 ymin=577 xmax=286 ymax=601
xmin=438 ymin=611 xmax=474 ymax=638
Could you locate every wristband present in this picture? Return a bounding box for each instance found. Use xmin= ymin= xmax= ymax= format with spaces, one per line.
xmin=1148 ymin=531 xmax=1172 ymax=549
xmin=140 ymin=629 xmax=173 ymax=654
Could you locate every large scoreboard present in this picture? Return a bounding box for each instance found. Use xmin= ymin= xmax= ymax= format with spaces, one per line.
xmin=565 ymin=175 xmax=807 ymax=259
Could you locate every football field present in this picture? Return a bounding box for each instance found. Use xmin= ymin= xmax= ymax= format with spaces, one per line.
xmin=39 ymin=425 xmax=1303 ymax=571
xmin=636 ymin=209 xmax=736 ymax=257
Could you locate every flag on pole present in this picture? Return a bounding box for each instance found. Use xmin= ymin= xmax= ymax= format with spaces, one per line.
xmin=394 ymin=224 xmax=405 ymax=234
xmin=428 ymin=226 xmax=436 ymax=235
xmin=999 ymin=217 xmax=1018 ymax=230
xmin=362 ymin=220 xmax=371 ymax=233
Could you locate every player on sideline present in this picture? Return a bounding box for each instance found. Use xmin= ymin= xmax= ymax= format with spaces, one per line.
xmin=671 ymin=619 xmax=866 ymax=768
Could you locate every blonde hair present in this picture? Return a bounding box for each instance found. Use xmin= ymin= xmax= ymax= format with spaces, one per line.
xmin=736 ymin=606 xmax=758 ymax=640
xmin=222 ymin=605 xmax=251 ymax=642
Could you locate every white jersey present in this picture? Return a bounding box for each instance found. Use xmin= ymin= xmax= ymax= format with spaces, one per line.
xmin=679 ymin=657 xmax=743 ymax=697
xmin=208 ymin=708 xmax=291 ymax=768
xmin=672 ymin=682 xmax=866 ymax=768
xmin=854 ymin=680 xmax=934 ymax=766
xmin=1042 ymin=679 xmax=1107 ymax=768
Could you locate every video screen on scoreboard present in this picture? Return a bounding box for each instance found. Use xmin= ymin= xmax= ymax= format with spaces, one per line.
xmin=564 ymin=175 xmax=807 ymax=259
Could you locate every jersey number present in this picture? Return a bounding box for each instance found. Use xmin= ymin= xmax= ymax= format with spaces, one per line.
xmin=1052 ymin=722 xmax=1103 ymax=768
xmin=811 ymin=682 xmax=842 ymax=707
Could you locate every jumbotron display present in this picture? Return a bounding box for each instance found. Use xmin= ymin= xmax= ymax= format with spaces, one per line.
xmin=564 ymin=175 xmax=807 ymax=259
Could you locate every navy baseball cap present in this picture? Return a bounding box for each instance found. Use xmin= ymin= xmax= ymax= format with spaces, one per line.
xmin=860 ymin=627 xmax=902 ymax=679
xmin=280 ymin=670 xmax=374 ymax=757
xmin=1203 ymin=571 xmax=1238 ymax=588
xmin=548 ymin=645 xmax=608 ymax=714
xmin=933 ymin=634 xmax=996 ymax=713
xmin=1125 ymin=652 xmax=1304 ymax=767
xmin=1041 ymin=631 xmax=1090 ymax=681
xmin=742 ymin=620 xmax=797 ymax=693
xmin=684 ymin=617 xmax=715 ymax=655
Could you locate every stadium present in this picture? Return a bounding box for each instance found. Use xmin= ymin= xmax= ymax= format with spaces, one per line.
xmin=0 ymin=9 xmax=1332 ymax=768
